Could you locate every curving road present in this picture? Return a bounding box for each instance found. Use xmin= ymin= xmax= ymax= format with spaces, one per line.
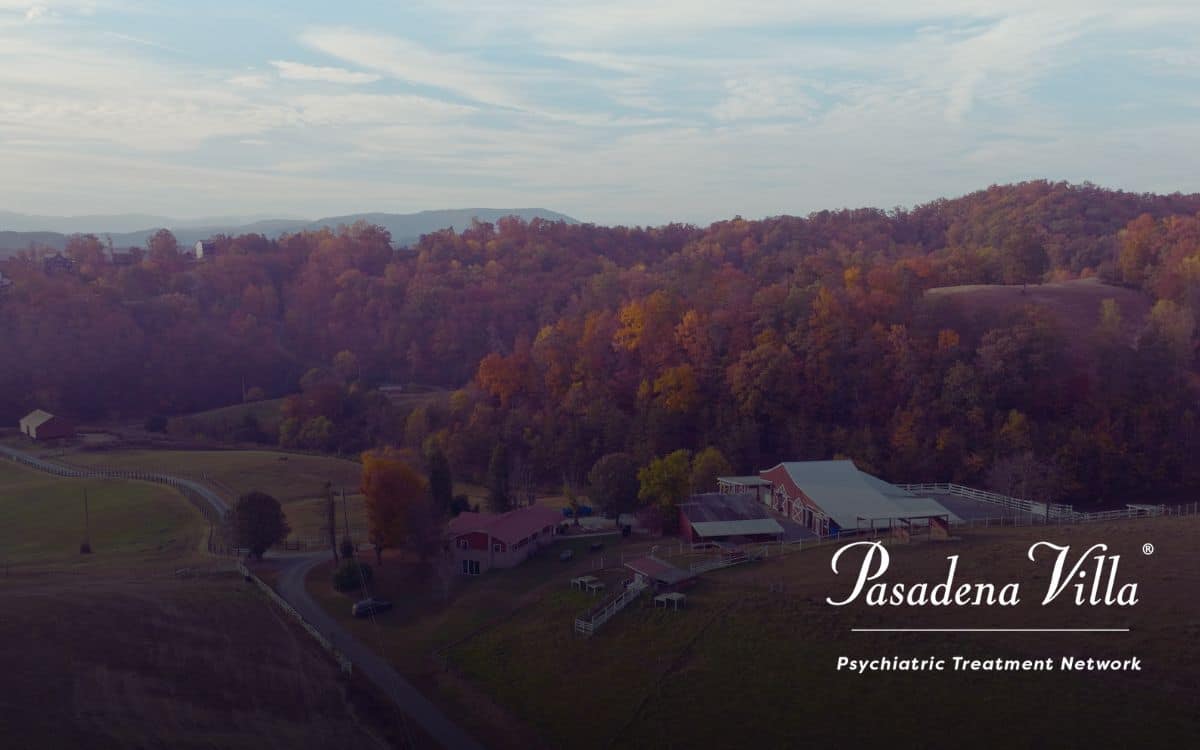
xmin=276 ymin=553 xmax=485 ymax=750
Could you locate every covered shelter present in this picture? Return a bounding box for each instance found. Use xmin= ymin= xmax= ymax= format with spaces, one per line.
xmin=624 ymin=555 xmax=693 ymax=592
xmin=717 ymin=475 xmax=772 ymax=504
xmin=18 ymin=410 xmax=75 ymax=441
xmin=679 ymin=493 xmax=784 ymax=544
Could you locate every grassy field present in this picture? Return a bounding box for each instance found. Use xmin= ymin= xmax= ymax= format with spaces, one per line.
xmin=0 ymin=575 xmax=400 ymax=749
xmin=298 ymin=532 xmax=650 ymax=748
xmin=927 ymin=277 xmax=1151 ymax=350
xmin=167 ymin=398 xmax=286 ymax=439
xmin=0 ymin=457 xmax=416 ymax=748
xmin=0 ymin=461 xmax=206 ymax=571
xmin=69 ymin=449 xmax=362 ymax=502
xmin=442 ymin=518 xmax=1200 ymax=749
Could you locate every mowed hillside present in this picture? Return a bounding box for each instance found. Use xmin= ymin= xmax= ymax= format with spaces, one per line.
xmin=0 ymin=460 xmax=397 ymax=749
xmin=926 ymin=277 xmax=1152 ymax=348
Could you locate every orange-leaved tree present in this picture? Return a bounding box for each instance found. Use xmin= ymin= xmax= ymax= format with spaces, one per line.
xmin=361 ymin=449 xmax=433 ymax=566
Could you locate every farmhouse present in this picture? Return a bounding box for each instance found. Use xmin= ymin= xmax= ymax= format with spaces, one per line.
xmin=720 ymin=460 xmax=958 ymax=536
xmin=447 ymin=505 xmax=562 ymax=575
xmin=18 ymin=409 xmax=75 ymax=441
xmin=679 ymin=493 xmax=784 ymax=544
xmin=41 ymin=254 xmax=76 ymax=275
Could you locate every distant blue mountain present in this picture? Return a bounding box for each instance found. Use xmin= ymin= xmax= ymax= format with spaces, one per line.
xmin=0 ymin=207 xmax=579 ymax=256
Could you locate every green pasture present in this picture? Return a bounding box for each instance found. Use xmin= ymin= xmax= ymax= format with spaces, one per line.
xmin=0 ymin=460 xmax=205 ymax=569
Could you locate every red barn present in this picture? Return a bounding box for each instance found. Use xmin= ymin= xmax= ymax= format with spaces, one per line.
xmin=18 ymin=410 xmax=75 ymax=441
xmin=446 ymin=505 xmax=563 ymax=575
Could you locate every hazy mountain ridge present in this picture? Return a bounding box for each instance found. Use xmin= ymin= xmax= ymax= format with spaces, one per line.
xmin=0 ymin=207 xmax=579 ymax=255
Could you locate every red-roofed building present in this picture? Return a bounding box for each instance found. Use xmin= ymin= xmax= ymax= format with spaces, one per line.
xmin=446 ymin=505 xmax=563 ymax=575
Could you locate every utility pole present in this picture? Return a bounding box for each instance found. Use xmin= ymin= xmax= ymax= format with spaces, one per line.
xmin=326 ymin=481 xmax=338 ymax=563
xmin=341 ymin=488 xmax=353 ymax=559
xmin=80 ymin=489 xmax=92 ymax=554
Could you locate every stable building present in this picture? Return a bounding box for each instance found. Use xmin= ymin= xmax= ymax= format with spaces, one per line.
xmin=447 ymin=505 xmax=562 ymax=575
xmin=720 ymin=460 xmax=958 ymax=536
xmin=18 ymin=409 xmax=75 ymax=441
xmin=679 ymin=493 xmax=784 ymax=544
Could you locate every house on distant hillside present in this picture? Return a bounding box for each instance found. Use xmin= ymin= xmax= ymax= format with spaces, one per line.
xmin=18 ymin=409 xmax=75 ymax=441
xmin=446 ymin=505 xmax=562 ymax=575
xmin=378 ymin=384 xmax=406 ymax=406
xmin=194 ymin=241 xmax=216 ymax=261
xmin=42 ymin=254 xmax=76 ymax=275
xmin=679 ymin=493 xmax=784 ymax=544
xmin=720 ymin=460 xmax=958 ymax=536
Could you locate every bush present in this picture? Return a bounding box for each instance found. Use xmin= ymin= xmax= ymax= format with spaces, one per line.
xmin=333 ymin=560 xmax=373 ymax=592
xmin=144 ymin=415 xmax=168 ymax=433
xmin=449 ymin=494 xmax=471 ymax=517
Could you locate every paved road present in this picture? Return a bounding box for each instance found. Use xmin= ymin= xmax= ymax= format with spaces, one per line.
xmin=0 ymin=443 xmax=229 ymax=516
xmin=275 ymin=553 xmax=484 ymax=750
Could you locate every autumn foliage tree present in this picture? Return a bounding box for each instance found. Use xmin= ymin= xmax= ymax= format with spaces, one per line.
xmin=4 ymin=183 xmax=1200 ymax=508
xmin=361 ymin=450 xmax=434 ymax=565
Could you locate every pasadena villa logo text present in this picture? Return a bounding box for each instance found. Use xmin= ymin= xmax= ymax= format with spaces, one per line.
xmin=826 ymin=541 xmax=1140 ymax=607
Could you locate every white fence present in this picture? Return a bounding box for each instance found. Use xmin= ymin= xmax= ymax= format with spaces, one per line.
xmin=574 ymin=578 xmax=648 ymax=636
xmin=237 ymin=561 xmax=352 ymax=675
xmin=893 ymin=482 xmax=1197 ymax=524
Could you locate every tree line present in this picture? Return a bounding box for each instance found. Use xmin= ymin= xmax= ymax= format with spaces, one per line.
xmin=3 ymin=181 xmax=1200 ymax=506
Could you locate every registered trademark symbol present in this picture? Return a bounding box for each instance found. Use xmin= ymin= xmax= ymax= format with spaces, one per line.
xmin=1142 ymin=543 xmax=1155 ymax=555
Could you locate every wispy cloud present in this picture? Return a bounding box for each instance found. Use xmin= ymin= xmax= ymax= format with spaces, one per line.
xmin=270 ymin=60 xmax=381 ymax=85
xmin=1 ymin=2 xmax=1200 ymax=223
xmin=300 ymin=28 xmax=527 ymax=109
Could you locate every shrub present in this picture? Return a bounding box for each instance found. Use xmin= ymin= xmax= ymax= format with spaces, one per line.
xmin=333 ymin=560 xmax=373 ymax=592
xmin=144 ymin=414 xmax=168 ymax=433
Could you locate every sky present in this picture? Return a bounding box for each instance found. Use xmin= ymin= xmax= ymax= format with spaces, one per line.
xmin=2 ymin=1 xmax=1200 ymax=226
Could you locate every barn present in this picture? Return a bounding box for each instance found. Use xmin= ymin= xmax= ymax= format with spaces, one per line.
xmin=18 ymin=410 xmax=75 ymax=441
xmin=679 ymin=493 xmax=784 ymax=544
xmin=446 ymin=505 xmax=562 ymax=575
xmin=720 ymin=460 xmax=957 ymax=536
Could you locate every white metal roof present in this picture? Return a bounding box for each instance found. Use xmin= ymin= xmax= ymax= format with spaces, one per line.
xmin=776 ymin=460 xmax=960 ymax=529
xmin=19 ymin=409 xmax=56 ymax=429
xmin=689 ymin=519 xmax=784 ymax=537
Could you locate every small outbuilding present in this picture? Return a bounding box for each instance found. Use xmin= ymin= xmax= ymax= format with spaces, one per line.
xmin=18 ymin=409 xmax=75 ymax=441
xmin=624 ymin=555 xmax=694 ymax=592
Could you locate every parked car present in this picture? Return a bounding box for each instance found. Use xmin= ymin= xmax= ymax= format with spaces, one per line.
xmin=352 ymin=598 xmax=393 ymax=618
xmin=559 ymin=549 xmax=575 ymax=562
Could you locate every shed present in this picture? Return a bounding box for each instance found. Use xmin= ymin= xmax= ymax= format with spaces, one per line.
xmin=679 ymin=493 xmax=784 ymax=543
xmin=624 ymin=555 xmax=693 ymax=591
xmin=19 ymin=410 xmax=75 ymax=441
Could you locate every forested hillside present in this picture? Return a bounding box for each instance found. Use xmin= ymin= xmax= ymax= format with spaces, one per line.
xmin=3 ymin=181 xmax=1200 ymax=506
